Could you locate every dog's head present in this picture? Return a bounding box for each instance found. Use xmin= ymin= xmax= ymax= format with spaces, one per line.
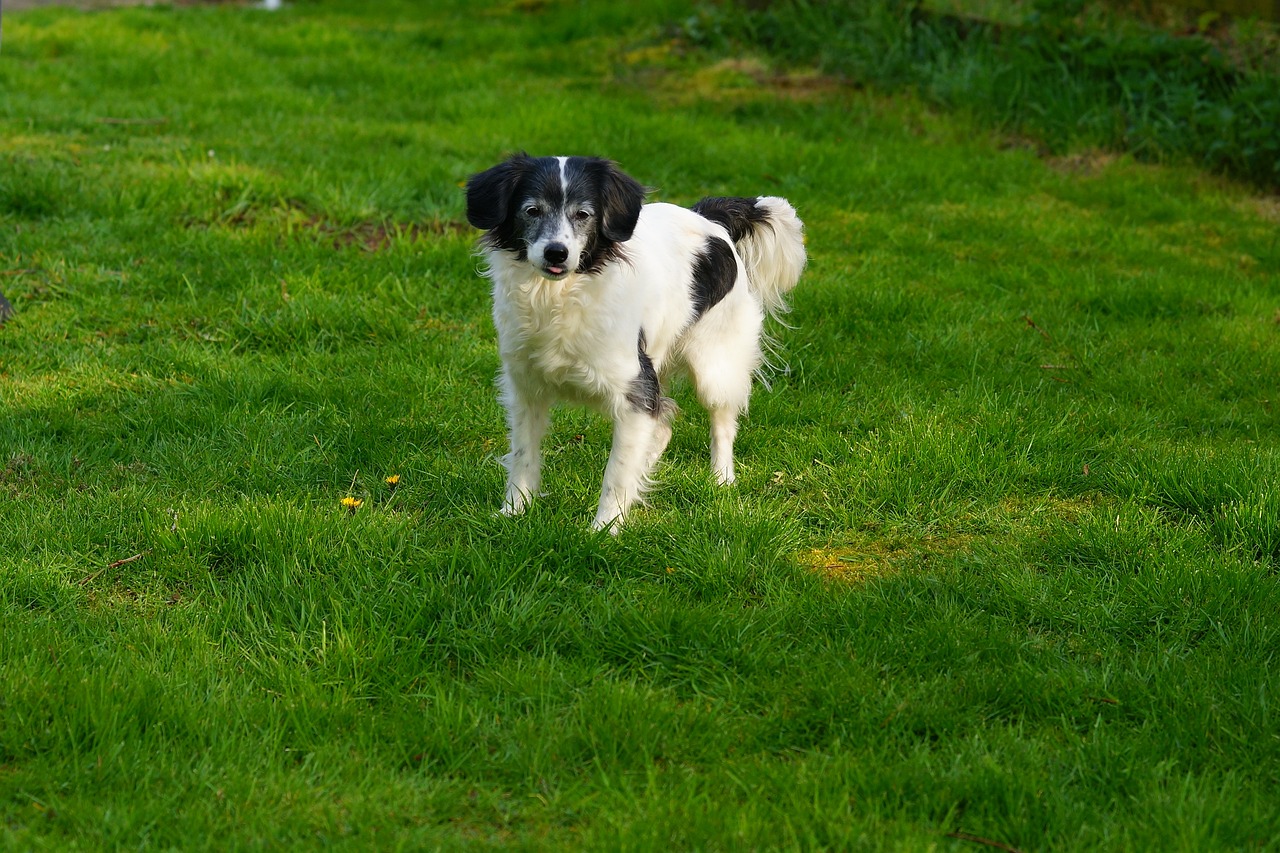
xmin=465 ymin=154 xmax=646 ymax=280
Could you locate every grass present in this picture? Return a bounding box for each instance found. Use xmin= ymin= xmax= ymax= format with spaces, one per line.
xmin=689 ymin=0 xmax=1280 ymax=191
xmin=2 ymin=0 xmax=1279 ymax=849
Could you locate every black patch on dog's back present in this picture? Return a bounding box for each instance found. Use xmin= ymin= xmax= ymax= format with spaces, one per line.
xmin=691 ymin=196 xmax=769 ymax=243
xmin=627 ymin=330 xmax=661 ymax=416
xmin=690 ymin=236 xmax=737 ymax=321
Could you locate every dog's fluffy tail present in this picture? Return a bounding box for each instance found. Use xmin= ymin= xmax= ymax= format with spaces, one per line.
xmin=692 ymin=195 xmax=806 ymax=320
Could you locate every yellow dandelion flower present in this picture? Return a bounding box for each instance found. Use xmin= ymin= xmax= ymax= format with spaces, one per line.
xmin=340 ymin=496 xmax=363 ymax=512
xmin=384 ymin=474 xmax=401 ymax=487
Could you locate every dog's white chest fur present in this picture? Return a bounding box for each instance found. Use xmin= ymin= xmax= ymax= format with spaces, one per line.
xmin=489 ymin=258 xmax=628 ymax=406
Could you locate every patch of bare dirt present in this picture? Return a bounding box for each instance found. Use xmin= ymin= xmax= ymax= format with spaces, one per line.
xmin=301 ymin=217 xmax=471 ymax=252
xmin=799 ymin=536 xmax=974 ymax=582
xmin=1045 ymin=149 xmax=1120 ymax=177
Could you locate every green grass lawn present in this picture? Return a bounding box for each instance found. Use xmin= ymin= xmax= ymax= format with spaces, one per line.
xmin=2 ymin=1 xmax=1279 ymax=849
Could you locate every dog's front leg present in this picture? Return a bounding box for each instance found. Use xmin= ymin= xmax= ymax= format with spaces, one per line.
xmin=501 ymin=390 xmax=550 ymax=516
xmin=591 ymin=410 xmax=660 ymax=534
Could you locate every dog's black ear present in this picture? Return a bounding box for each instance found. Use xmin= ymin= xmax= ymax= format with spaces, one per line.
xmin=466 ymin=153 xmax=532 ymax=231
xmin=592 ymin=159 xmax=646 ymax=243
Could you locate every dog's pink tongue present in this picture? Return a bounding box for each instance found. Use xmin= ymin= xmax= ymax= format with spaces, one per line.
xmin=549 ymin=266 xmax=564 ymax=275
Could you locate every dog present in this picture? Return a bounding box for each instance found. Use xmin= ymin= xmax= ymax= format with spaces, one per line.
xmin=465 ymin=154 xmax=806 ymax=532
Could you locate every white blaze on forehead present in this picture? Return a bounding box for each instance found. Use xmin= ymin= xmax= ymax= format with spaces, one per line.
xmin=556 ymin=156 xmax=569 ymax=195
xmin=553 ymin=157 xmax=574 ymax=240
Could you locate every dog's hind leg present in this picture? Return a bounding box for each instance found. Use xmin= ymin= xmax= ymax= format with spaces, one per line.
xmin=708 ymin=405 xmax=740 ymax=485
xmin=646 ymin=397 xmax=678 ymax=468
xmin=691 ymin=359 xmax=750 ymax=485
xmin=681 ymin=290 xmax=762 ymax=486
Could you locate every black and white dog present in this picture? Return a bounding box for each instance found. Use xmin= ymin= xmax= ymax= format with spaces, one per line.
xmin=465 ymin=154 xmax=806 ymax=532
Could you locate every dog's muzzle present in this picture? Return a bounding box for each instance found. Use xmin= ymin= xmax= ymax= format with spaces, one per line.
xmin=542 ymin=242 xmax=570 ymax=277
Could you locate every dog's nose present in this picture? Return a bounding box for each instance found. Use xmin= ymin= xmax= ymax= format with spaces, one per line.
xmin=544 ymin=244 xmax=569 ymax=265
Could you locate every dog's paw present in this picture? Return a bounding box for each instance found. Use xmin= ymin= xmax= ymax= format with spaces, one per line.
xmin=500 ymin=486 xmax=540 ymax=517
xmin=589 ymin=514 xmax=623 ymax=536
xmin=498 ymin=499 xmax=529 ymax=517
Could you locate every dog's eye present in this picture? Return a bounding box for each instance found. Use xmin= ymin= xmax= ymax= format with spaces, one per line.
xmin=524 ymin=206 xmax=542 ymax=218
xmin=573 ymin=210 xmax=592 ymax=222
